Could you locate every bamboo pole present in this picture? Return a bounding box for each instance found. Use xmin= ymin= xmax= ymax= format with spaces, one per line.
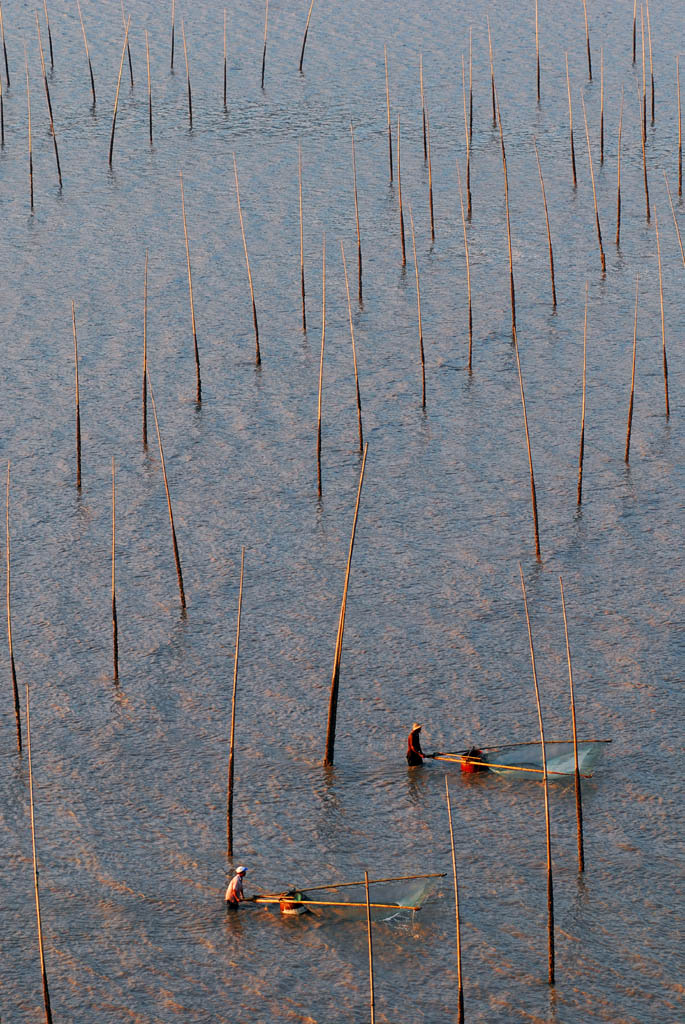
xmin=577 ymin=282 xmax=588 ymax=505
xmin=455 ymin=159 xmax=472 ymax=374
xmin=518 ymin=566 xmax=554 ymax=986
xmin=641 ymin=5 xmax=646 ymax=140
xmin=462 ymin=56 xmax=471 ymax=219
xmin=148 ymin=373 xmax=186 ymax=610
xmin=350 ymin=123 xmax=363 ymax=304
xmin=408 ymin=205 xmax=426 ymax=408
xmin=76 ymin=0 xmax=96 ymax=106
xmin=487 ymin=15 xmax=496 ymax=125
xmin=637 ymin=84 xmax=651 ymax=220
xmin=434 ymin=755 xmax=591 ymax=777
xmin=533 ymin=138 xmax=557 ymax=307
xmin=600 ymin=48 xmax=604 ymax=164
xmin=180 ymin=171 xmax=201 ymax=402
xmin=468 ymin=27 xmax=473 ymax=143
xmin=263 ymin=872 xmax=446 ymax=896
xmin=261 ymin=0 xmax=268 ymax=89
xmin=223 ymin=9 xmax=227 ymax=107
xmin=108 ymin=15 xmax=131 ymax=167
xmin=299 ymin=142 xmax=306 ymax=330
xmin=111 ymin=457 xmax=118 ymax=681
xmin=384 ymin=45 xmax=393 ymax=182
xmin=0 ymin=1 xmax=9 ymax=87
xmin=234 ymin=154 xmax=261 ymax=366
xmin=420 ymin=53 xmax=427 ymax=161
xmin=646 ymin=0 xmax=654 ymax=123
xmin=426 ymin=108 xmax=435 ymax=242
xmin=497 ymin=98 xmax=517 ymax=336
xmin=317 ymin=235 xmax=325 ymax=498
xmin=582 ymin=0 xmax=592 ymax=80
xmin=625 ymin=275 xmax=638 ymax=463
xmin=340 ymin=242 xmax=364 ymax=450
xmin=632 ymin=0 xmax=637 ymax=65
xmin=71 ymin=302 xmax=81 ymax=489
xmin=25 ymin=683 xmax=54 ymax=1024
xmin=654 ymin=211 xmax=670 ymax=418
xmin=566 ymin=54 xmax=577 ymax=188
xmin=36 ymin=13 xmax=62 ymax=189
xmin=678 ymin=55 xmax=682 ymax=197
xmin=6 ymin=462 xmax=22 ymax=753
xmin=581 ymin=94 xmax=606 ymax=272
xmin=227 ymin=546 xmax=245 ymax=858
xmin=535 ymin=0 xmax=540 ymax=104
xmin=397 ymin=116 xmax=406 ymax=266
xmin=616 ymin=90 xmax=623 ymax=247
xmin=253 ymin=896 xmax=419 ymax=911
xmin=323 ymin=442 xmax=368 ymax=766
xmin=145 ymin=29 xmax=152 ymax=144
xmin=170 ymin=0 xmax=175 ymax=71
xmin=121 ymin=0 xmax=133 ymax=88
xmin=513 ymin=327 xmax=541 ymax=561
xmin=182 ymin=20 xmax=192 ymax=129
xmin=26 ymin=48 xmax=33 ymax=210
xmin=299 ymin=0 xmax=315 ymax=74
xmin=142 ymin=252 xmax=148 ymax=448
xmin=559 ymin=577 xmax=584 ymax=872
xmin=365 ymin=871 xmax=376 ymax=1024
xmin=42 ymin=0 xmax=53 ymax=70
xmin=0 ymin=72 xmax=3 ymax=148
xmin=664 ymin=171 xmax=685 ymax=266
xmin=445 ymin=778 xmax=465 ymax=1023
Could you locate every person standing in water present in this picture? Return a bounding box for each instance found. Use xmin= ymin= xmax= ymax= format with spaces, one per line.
xmin=406 ymin=722 xmax=429 ymax=766
xmin=225 ymin=866 xmax=248 ymax=907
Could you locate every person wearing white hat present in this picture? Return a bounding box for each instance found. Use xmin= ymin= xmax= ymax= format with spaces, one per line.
xmin=406 ymin=722 xmax=430 ymax=766
xmin=225 ymin=866 xmax=248 ymax=906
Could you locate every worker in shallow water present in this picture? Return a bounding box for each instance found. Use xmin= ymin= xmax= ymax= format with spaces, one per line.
xmin=225 ymin=866 xmax=248 ymax=907
xmin=406 ymin=722 xmax=431 ymax=766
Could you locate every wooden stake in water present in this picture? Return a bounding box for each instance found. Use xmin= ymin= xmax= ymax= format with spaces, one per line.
xmin=111 ymin=457 xmax=119 ymax=682
xmin=340 ymin=241 xmax=364 ymax=451
xmin=677 ymin=56 xmax=682 ymax=197
xmin=148 ymin=373 xmax=186 ymax=610
xmin=25 ymin=683 xmax=54 ymax=1024
xmin=42 ymin=0 xmax=53 ymax=70
xmin=234 ymin=154 xmax=261 ymax=365
xmin=638 ymin=84 xmax=651 ymax=220
xmin=582 ymin=0 xmax=592 ymax=80
xmin=518 ymin=566 xmax=554 ymax=985
xmin=487 ymin=15 xmax=496 ymax=125
xmin=641 ymin=5 xmax=646 ymax=139
xmin=645 ymin=0 xmax=654 ymax=123
xmin=223 ymin=9 xmax=227 ymax=108
xmin=299 ymin=142 xmax=306 ymax=330
xmin=600 ymin=48 xmax=604 ymax=164
xmin=170 ymin=0 xmax=175 ymax=71
xmin=145 ymin=29 xmax=152 ymax=144
xmin=6 ymin=462 xmax=22 ymax=753
xmin=497 ymin=99 xmax=517 ymax=335
xmin=535 ymin=0 xmax=540 ymax=103
xmin=420 ymin=53 xmax=427 ymax=161
xmin=566 ymin=54 xmax=577 ymax=188
xmin=559 ymin=576 xmax=584 ymax=873
xmin=625 ymin=274 xmax=639 ymax=463
xmin=71 ymin=301 xmax=82 ymax=488
xmin=533 ymin=138 xmax=557 ymax=307
xmin=0 ymin=72 xmax=4 ymax=147
xmin=121 ymin=0 xmax=133 ymax=88
xmin=384 ymin=44 xmax=393 ymax=182
xmin=363 ymin=871 xmax=376 ymax=1024
xmin=36 ymin=13 xmax=62 ymax=188
xmin=632 ymin=0 xmax=637 ymax=65
xmin=468 ymin=26 xmax=473 ymax=143
xmin=25 ymin=49 xmax=33 ymax=210
xmin=397 ymin=115 xmax=406 ymax=266
xmin=350 ymin=122 xmax=363 ymax=303
xmin=76 ymin=0 xmax=96 ymax=106
xmin=663 ymin=171 xmax=685 ymax=266
xmin=426 ymin=109 xmax=435 ymax=241
xmin=142 ymin=251 xmax=148 ymax=447
xmin=180 ymin=171 xmax=201 ymax=402
xmin=616 ymin=90 xmax=623 ymax=247
xmin=577 ymin=282 xmax=588 ymax=506
xmin=513 ymin=327 xmax=541 ymax=561
xmin=227 ymin=546 xmax=245 ymax=858
xmin=581 ymin=94 xmax=606 ymax=272
xmin=408 ymin=205 xmax=426 ymax=408
xmin=0 ymin=1 xmax=9 ymax=88
xmin=299 ymin=0 xmax=316 ymax=74
xmin=445 ymin=779 xmax=465 ymax=1023
xmin=317 ymin=235 xmax=326 ymax=498
xmin=261 ymin=0 xmax=269 ymax=89
xmin=182 ymin=20 xmax=192 ymax=129
xmin=108 ymin=15 xmax=131 ymax=167
xmin=456 ymin=159 xmax=472 ymax=374
xmin=654 ymin=211 xmax=670 ymax=418
xmin=462 ymin=56 xmax=472 ymax=219
xmin=323 ymin=442 xmax=368 ymax=766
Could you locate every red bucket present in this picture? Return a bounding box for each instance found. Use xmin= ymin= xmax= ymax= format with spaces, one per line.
xmin=460 ymin=748 xmax=486 ymax=773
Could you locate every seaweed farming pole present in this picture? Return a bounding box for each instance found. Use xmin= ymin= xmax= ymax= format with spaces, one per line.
xmin=519 ymin=566 xmax=554 ymax=985
xmin=664 ymin=171 xmax=685 ymax=266
xmin=76 ymin=0 xmax=96 ymax=105
xmin=71 ymin=302 xmax=82 ymax=489
xmin=616 ymin=91 xmax=623 ymax=247
xmin=120 ymin=0 xmax=133 ymax=88
xmin=316 ymin=236 xmax=326 ymax=498
xmin=582 ymin=0 xmax=592 ymax=80
xmin=535 ymin=0 xmax=540 ymax=104
xmin=426 ymin=110 xmax=435 ymax=241
xmin=145 ymin=29 xmax=152 ymax=144
xmin=397 ymin=115 xmax=406 ymax=265
xmin=111 ymin=458 xmax=119 ymax=682
xmin=497 ymin=99 xmax=516 ymax=336
xmin=533 ymin=138 xmax=557 ymax=307
xmin=646 ymin=0 xmax=654 ymax=123
xmin=170 ymin=0 xmax=175 ymax=71
xmin=340 ymin=242 xmax=364 ymax=450
xmin=323 ymin=443 xmax=368 ymax=766
xmin=420 ymin=54 xmax=427 ymax=160
xmin=456 ymin=159 xmax=472 ymax=373
xmin=350 ymin=123 xmax=363 ymax=303
xmin=487 ymin=15 xmax=496 ymax=125
xmin=227 ymin=547 xmax=245 ymax=858
xmin=384 ymin=45 xmax=393 ymax=182
xmin=223 ymin=9 xmax=227 ymax=107
xmin=6 ymin=463 xmax=22 ymax=752
xmin=108 ymin=15 xmax=131 ymax=167
xmin=559 ymin=576 xmax=584 ymax=872
xmin=299 ymin=142 xmax=306 ymax=330
xmin=42 ymin=0 xmax=53 ymax=69
xmin=182 ymin=20 xmax=192 ymax=129
xmin=180 ymin=171 xmax=201 ymax=403
xmin=625 ymin=275 xmax=639 ymax=463
xmin=234 ymin=154 xmax=261 ymax=365
xmin=577 ymin=283 xmax=588 ymax=506
xmin=638 ymin=83 xmax=651 ymax=221
xmin=26 ymin=48 xmax=33 ymax=210
xmin=566 ymin=54 xmax=577 ymax=188
xmin=677 ymin=56 xmax=682 ymax=197
xmin=580 ymin=94 xmax=606 ymax=273
xmin=364 ymin=871 xmax=376 ymax=1024
xmin=654 ymin=211 xmax=670 ymax=418
xmin=408 ymin=205 xmax=426 ymax=408
xmin=0 ymin=73 xmax=3 ymax=148
xmin=600 ymin=49 xmax=604 ymax=163
xmin=299 ymin=0 xmax=316 ymax=74
xmin=142 ymin=253 xmax=148 ymax=448
xmin=468 ymin=28 xmax=473 ymax=143
xmin=462 ymin=57 xmax=472 ymax=219
xmin=513 ymin=328 xmax=541 ymax=561
xmin=36 ymin=13 xmax=62 ymax=189
xmin=446 ymin=779 xmax=465 ymax=1023
xmin=148 ymin=374 xmax=186 ymax=610
xmin=0 ymin=0 xmax=9 ymax=87
xmin=260 ymin=0 xmax=268 ymax=89
xmin=25 ymin=684 xmax=54 ymax=1023
xmin=632 ymin=0 xmax=637 ymax=65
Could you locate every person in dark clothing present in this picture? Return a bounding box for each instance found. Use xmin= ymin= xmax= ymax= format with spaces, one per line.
xmin=406 ymin=722 xmax=429 ymax=766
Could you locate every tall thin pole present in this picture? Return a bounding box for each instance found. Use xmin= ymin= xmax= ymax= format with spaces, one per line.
xmin=664 ymin=171 xmax=685 ymax=266
xmin=182 ymin=20 xmax=192 ymax=129
xmin=111 ymin=457 xmax=118 ymax=682
xmin=234 ymin=154 xmax=261 ymax=365
xmin=581 ymin=94 xmax=606 ymax=273
xmin=445 ymin=779 xmax=465 ymax=1022
xmin=559 ymin=577 xmax=584 ymax=872
xmin=76 ymin=0 xmax=96 ymax=105
xmin=654 ymin=211 xmax=670 ymax=418
xmin=456 ymin=159 xmax=472 ymax=374
xmin=600 ymin=48 xmax=604 ymax=163
xmin=142 ymin=252 xmax=148 ymax=448
xmin=260 ymin=0 xmax=268 ymax=89
xmin=462 ymin=56 xmax=471 ymax=219
xmin=299 ymin=142 xmax=306 ymax=331
xmin=351 ymin=123 xmax=363 ymax=303
xmin=0 ymin=1 xmax=10 ymax=87
xmin=148 ymin=374 xmax=186 ymax=610
xmin=535 ymin=0 xmax=540 ymax=103
xmin=625 ymin=275 xmax=639 ymax=463
xmin=364 ymin=871 xmax=376 ymax=1024
xmin=340 ymin=242 xmax=364 ymax=451
xmin=180 ymin=171 xmax=201 ymax=402
xmin=645 ymin=0 xmax=654 ymax=124
xmin=513 ymin=327 xmax=541 ymax=561
xmin=145 ymin=29 xmax=152 ymax=144
xmin=566 ymin=54 xmax=577 ymax=188
xmin=42 ymin=0 xmax=54 ymax=70
xmin=6 ymin=462 xmax=22 ymax=752
xmin=397 ymin=116 xmax=406 ymax=266
xmin=420 ymin=53 xmax=427 ymax=161
xmin=487 ymin=15 xmax=496 ymax=125
xmin=323 ymin=443 xmax=368 ymax=766
xmin=108 ymin=15 xmax=131 ymax=167
xmin=223 ymin=9 xmax=227 ymax=108
xmin=577 ymin=283 xmax=588 ymax=506
xmin=299 ymin=0 xmax=316 ymax=74
xmin=582 ymin=0 xmax=592 ymax=80
xmin=678 ymin=56 xmax=682 ymax=196
xmin=632 ymin=0 xmax=637 ymax=65
xmin=616 ymin=90 xmax=623 ymax=247
xmin=317 ymin=235 xmax=326 ymax=498
xmin=36 ymin=13 xmax=61 ymax=188
xmin=408 ymin=205 xmax=426 ymax=408
xmin=384 ymin=45 xmax=393 ymax=183
xmin=227 ymin=547 xmax=245 ymax=858
xmin=121 ymin=0 xmax=133 ymax=88
xmin=72 ymin=301 xmax=81 ymax=489
xmin=534 ymin=138 xmax=557 ymax=307
xmin=497 ymin=99 xmax=516 ymax=336
xmin=170 ymin=0 xmax=175 ymax=71
xmin=519 ymin=566 xmax=554 ymax=986
xmin=26 ymin=48 xmax=33 ymax=210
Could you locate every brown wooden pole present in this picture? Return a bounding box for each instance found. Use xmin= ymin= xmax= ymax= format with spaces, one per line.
xmin=632 ymin=0 xmax=637 ymax=65
xmin=350 ymin=123 xmax=363 ymax=303
xmin=408 ymin=205 xmax=426 ymax=408
xmin=566 ymin=54 xmax=577 ymax=188
xmin=462 ymin=56 xmax=471 ymax=219
xmin=513 ymin=327 xmax=541 ymax=561
xmin=0 ymin=72 xmax=4 ymax=148
xmin=559 ymin=577 xmax=585 ymax=872
xmin=170 ymin=0 xmax=175 ymax=71
xmin=535 ymin=0 xmax=540 ymax=104
xmin=654 ymin=211 xmax=670 ymax=418
xmin=533 ymin=138 xmax=557 ymax=307
xmin=616 ymin=90 xmax=623 ymax=247
xmin=76 ymin=0 xmax=96 ymax=105
xmin=36 ymin=13 xmax=62 ymax=188
xmin=145 ymin=28 xmax=152 ymax=144
xmin=519 ymin=566 xmax=554 ymax=986
xmin=182 ymin=20 xmax=192 ymax=129
xmin=420 ymin=53 xmax=427 ymax=161
xmin=637 ymin=84 xmax=651 ymax=221
xmin=600 ymin=48 xmax=604 ymax=164
xmin=426 ymin=108 xmax=435 ymax=241
xmin=317 ymin=235 xmax=325 ymax=498
xmin=582 ymin=0 xmax=592 ymax=80
xmin=6 ymin=462 xmax=22 ymax=752
xmin=323 ymin=443 xmax=368 ymax=766
xmin=497 ymin=98 xmax=517 ymax=336
xmin=234 ymin=154 xmax=261 ymax=365
xmin=577 ymin=282 xmax=588 ymax=506
xmin=120 ymin=0 xmax=133 ymax=88
xmin=299 ymin=142 xmax=306 ymax=330
xmin=641 ymin=5 xmax=646 ymax=140
xmin=180 ymin=171 xmax=201 ymax=402
xmin=487 ymin=15 xmax=496 ymax=125
xmin=25 ymin=683 xmax=54 ymax=1023
xmin=445 ymin=778 xmax=465 ymax=1022
xmin=261 ymin=0 xmax=268 ymax=89
xmin=581 ymin=94 xmax=606 ymax=272
xmin=365 ymin=871 xmax=376 ymax=1024
xmin=111 ymin=457 xmax=119 ymax=682
xmin=646 ymin=0 xmax=654 ymax=123
xmin=299 ymin=0 xmax=316 ymax=74
xmin=142 ymin=252 xmax=148 ymax=448
xmin=42 ymin=0 xmax=54 ymax=69
xmin=227 ymin=546 xmax=245 ymax=858
xmin=664 ymin=171 xmax=685 ymax=266
xmin=71 ymin=301 xmax=82 ymax=489
xmin=264 ymin=872 xmax=446 ymax=896
xmin=677 ymin=56 xmax=682 ymax=197
xmin=625 ymin=274 xmax=639 ymax=463
xmin=384 ymin=45 xmax=393 ymax=182
xmin=340 ymin=241 xmax=364 ymax=450
xmin=26 ymin=48 xmax=33 ymax=210
xmin=456 ymin=159 xmax=472 ymax=374
xmin=0 ymin=1 xmax=10 ymax=87
xmin=223 ymin=9 xmax=227 ymax=107
xmin=397 ymin=115 xmax=406 ymax=265
xmin=109 ymin=15 xmax=131 ymax=166
xmin=468 ymin=26 xmax=473 ymax=143
xmin=148 ymin=373 xmax=186 ymax=610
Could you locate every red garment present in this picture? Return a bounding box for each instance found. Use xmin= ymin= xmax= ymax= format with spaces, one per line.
xmin=406 ymin=728 xmax=425 ymax=766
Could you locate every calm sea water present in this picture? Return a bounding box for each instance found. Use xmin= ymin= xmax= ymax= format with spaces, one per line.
xmin=0 ymin=1 xmax=682 ymax=1021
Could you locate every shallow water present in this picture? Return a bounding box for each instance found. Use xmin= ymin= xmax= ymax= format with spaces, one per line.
xmin=0 ymin=0 xmax=683 ymax=1021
